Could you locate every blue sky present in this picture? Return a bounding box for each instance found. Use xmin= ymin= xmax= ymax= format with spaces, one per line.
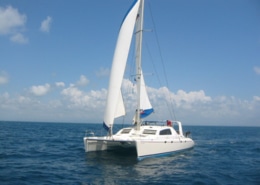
xmin=0 ymin=0 xmax=259 ymax=126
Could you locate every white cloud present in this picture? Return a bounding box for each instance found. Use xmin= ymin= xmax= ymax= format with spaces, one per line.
xmin=10 ymin=32 xmax=28 ymax=44
xmin=30 ymin=83 xmax=51 ymax=96
xmin=0 ymin=6 xmax=28 ymax=44
xmin=172 ymin=89 xmax=212 ymax=108
xmin=120 ymin=80 xmax=260 ymax=125
xmin=61 ymin=85 xmax=107 ymax=109
xmin=253 ymin=66 xmax=260 ymax=75
xmin=0 ymin=71 xmax=9 ymax=85
xmin=0 ymin=92 xmax=9 ymax=99
xmin=40 ymin=16 xmax=52 ymax=33
xmin=0 ymin=78 xmax=259 ymax=125
xmin=96 ymin=67 xmax=110 ymax=77
xmin=61 ymin=85 xmax=84 ymax=105
xmin=0 ymin=92 xmax=60 ymax=122
xmin=76 ymin=75 xmax=89 ymax=86
xmin=253 ymin=96 xmax=260 ymax=101
xmin=0 ymin=6 xmax=26 ymax=35
xmin=55 ymin=82 xmax=65 ymax=88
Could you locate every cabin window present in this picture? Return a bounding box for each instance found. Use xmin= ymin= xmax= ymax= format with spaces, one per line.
xmin=121 ymin=128 xmax=132 ymax=134
xmin=159 ymin=129 xmax=172 ymax=135
xmin=143 ymin=129 xmax=157 ymax=135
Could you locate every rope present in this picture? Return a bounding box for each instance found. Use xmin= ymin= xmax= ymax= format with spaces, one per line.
xmin=147 ymin=2 xmax=177 ymax=121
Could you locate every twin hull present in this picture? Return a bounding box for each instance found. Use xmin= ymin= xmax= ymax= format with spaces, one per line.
xmin=84 ymin=136 xmax=194 ymax=160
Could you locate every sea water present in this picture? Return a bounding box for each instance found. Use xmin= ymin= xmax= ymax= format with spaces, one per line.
xmin=0 ymin=121 xmax=259 ymax=185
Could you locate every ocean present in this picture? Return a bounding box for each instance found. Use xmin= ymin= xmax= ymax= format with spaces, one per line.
xmin=0 ymin=121 xmax=259 ymax=185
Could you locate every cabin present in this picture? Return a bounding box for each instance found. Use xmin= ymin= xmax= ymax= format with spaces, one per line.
xmin=115 ymin=120 xmax=186 ymax=139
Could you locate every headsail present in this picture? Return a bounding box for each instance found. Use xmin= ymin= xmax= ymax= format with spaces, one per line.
xmin=103 ymin=0 xmax=141 ymax=131
xmin=139 ymin=70 xmax=154 ymax=118
xmin=133 ymin=69 xmax=154 ymax=124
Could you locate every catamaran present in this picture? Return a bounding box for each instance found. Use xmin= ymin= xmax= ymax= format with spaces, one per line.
xmin=83 ymin=0 xmax=194 ymax=160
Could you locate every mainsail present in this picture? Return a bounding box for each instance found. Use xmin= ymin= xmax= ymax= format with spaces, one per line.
xmin=103 ymin=0 xmax=141 ymax=131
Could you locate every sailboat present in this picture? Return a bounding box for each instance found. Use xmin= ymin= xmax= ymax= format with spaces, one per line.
xmin=83 ymin=0 xmax=194 ymax=160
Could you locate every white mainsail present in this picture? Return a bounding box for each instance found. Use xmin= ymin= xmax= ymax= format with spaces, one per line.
xmin=103 ymin=0 xmax=141 ymax=131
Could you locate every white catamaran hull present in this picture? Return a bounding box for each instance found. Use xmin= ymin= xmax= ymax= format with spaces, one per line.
xmin=84 ymin=123 xmax=194 ymax=160
xmin=84 ymin=137 xmax=194 ymax=160
xmin=135 ymin=139 xmax=194 ymax=159
xmin=84 ymin=137 xmax=136 ymax=152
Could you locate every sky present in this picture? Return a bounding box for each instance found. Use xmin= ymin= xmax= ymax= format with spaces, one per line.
xmin=0 ymin=0 xmax=259 ymax=126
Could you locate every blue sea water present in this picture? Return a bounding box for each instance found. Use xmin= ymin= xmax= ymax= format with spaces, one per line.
xmin=0 ymin=121 xmax=259 ymax=185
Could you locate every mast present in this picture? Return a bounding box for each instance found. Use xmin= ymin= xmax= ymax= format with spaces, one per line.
xmin=135 ymin=0 xmax=144 ymax=130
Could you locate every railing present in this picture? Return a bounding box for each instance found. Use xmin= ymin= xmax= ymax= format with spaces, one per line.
xmin=85 ymin=130 xmax=95 ymax=137
xmin=142 ymin=120 xmax=166 ymax=126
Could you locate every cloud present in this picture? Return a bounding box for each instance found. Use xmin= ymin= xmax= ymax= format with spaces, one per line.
xmin=30 ymin=83 xmax=51 ymax=96
xmin=61 ymin=85 xmax=84 ymax=105
xmin=10 ymin=32 xmax=28 ymax=44
xmin=96 ymin=67 xmax=110 ymax=77
xmin=60 ymin=85 xmax=107 ymax=122
xmin=55 ymin=82 xmax=65 ymax=88
xmin=253 ymin=96 xmax=260 ymax=101
xmin=0 ymin=6 xmax=26 ymax=34
xmin=40 ymin=16 xmax=52 ymax=33
xmin=253 ymin=66 xmax=260 ymax=75
xmin=0 ymin=77 xmax=259 ymax=125
xmin=120 ymin=79 xmax=260 ymax=125
xmin=0 ymin=71 xmax=9 ymax=85
xmin=76 ymin=75 xmax=89 ymax=86
xmin=136 ymin=85 xmax=212 ymax=120
xmin=0 ymin=6 xmax=28 ymax=44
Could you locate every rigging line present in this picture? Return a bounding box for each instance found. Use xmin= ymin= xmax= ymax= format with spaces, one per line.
xmin=145 ymin=38 xmax=175 ymax=120
xmin=144 ymin=40 xmax=162 ymax=87
xmin=147 ymin=2 xmax=177 ymax=121
xmin=121 ymin=115 xmax=126 ymax=129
